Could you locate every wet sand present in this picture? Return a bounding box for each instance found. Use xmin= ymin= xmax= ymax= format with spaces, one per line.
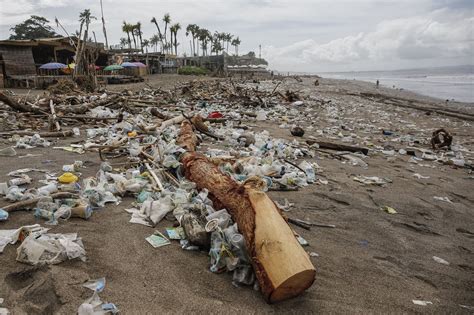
xmin=0 ymin=75 xmax=473 ymax=314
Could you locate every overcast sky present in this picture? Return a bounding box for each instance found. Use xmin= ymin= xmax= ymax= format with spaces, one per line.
xmin=0 ymin=0 xmax=472 ymax=72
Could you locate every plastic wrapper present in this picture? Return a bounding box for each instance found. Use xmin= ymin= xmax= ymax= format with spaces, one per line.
xmin=16 ymin=233 xmax=86 ymax=265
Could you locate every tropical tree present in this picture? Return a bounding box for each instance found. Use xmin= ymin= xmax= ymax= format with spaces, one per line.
xmin=225 ymin=33 xmax=233 ymax=53
xmin=186 ymin=24 xmax=198 ymax=56
xmin=9 ymin=15 xmax=59 ymax=39
xmin=170 ymin=23 xmax=181 ymax=55
xmin=75 ymin=9 xmax=96 ymax=77
xmin=211 ymin=34 xmax=223 ymax=55
xmin=231 ymin=36 xmax=241 ymax=56
xmin=142 ymin=39 xmax=149 ymax=53
xmin=130 ymin=24 xmax=137 ymax=49
xmin=119 ymin=37 xmax=128 ymax=48
xmin=198 ymin=28 xmax=211 ymax=56
xmin=135 ymin=22 xmax=143 ymax=52
xmin=99 ymin=0 xmax=108 ymax=49
xmin=122 ymin=21 xmax=132 ymax=49
xmin=149 ymin=34 xmax=159 ymax=52
xmin=162 ymin=13 xmax=171 ymax=53
xmin=150 ymin=17 xmax=164 ymax=52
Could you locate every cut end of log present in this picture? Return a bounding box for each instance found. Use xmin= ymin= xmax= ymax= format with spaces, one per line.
xmin=269 ymin=269 xmax=316 ymax=303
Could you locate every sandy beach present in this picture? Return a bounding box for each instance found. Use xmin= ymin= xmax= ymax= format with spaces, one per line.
xmin=0 ymin=74 xmax=473 ymax=314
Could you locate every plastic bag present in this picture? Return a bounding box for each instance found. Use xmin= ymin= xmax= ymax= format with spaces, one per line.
xmin=16 ymin=233 xmax=86 ymax=265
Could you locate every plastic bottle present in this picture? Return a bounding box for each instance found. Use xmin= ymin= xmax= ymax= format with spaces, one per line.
xmin=206 ymin=209 xmax=231 ymax=229
xmin=38 ymin=183 xmax=58 ymax=195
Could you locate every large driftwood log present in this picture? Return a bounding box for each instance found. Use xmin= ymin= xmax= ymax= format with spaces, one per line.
xmin=177 ymin=122 xmax=315 ymax=302
xmin=56 ymin=95 xmax=121 ymax=114
xmin=0 ymin=92 xmax=44 ymax=114
xmin=0 ymin=130 xmax=73 ymax=138
xmin=307 ymin=140 xmax=369 ymax=155
xmin=182 ymin=153 xmax=315 ymax=302
xmin=177 ymin=120 xmax=198 ymax=152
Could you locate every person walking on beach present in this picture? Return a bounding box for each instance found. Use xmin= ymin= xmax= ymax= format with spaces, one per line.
xmin=376 ymin=79 xmax=380 ymax=88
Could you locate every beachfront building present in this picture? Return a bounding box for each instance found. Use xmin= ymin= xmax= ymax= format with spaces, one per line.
xmin=0 ymin=37 xmax=108 ymax=88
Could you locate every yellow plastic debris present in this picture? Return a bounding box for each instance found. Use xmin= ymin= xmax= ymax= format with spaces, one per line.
xmin=128 ymin=131 xmax=137 ymax=137
xmin=380 ymin=206 xmax=397 ymax=214
xmin=58 ymin=172 xmax=78 ymax=184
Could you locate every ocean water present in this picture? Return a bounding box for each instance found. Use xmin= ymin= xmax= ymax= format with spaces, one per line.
xmin=321 ymin=65 xmax=474 ymax=103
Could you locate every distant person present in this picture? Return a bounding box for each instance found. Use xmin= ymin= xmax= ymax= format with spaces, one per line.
xmin=376 ymin=79 xmax=379 ymax=88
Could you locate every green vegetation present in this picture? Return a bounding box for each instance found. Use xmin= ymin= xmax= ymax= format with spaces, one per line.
xmin=9 ymin=15 xmax=59 ymax=40
xmin=178 ymin=66 xmax=208 ymax=75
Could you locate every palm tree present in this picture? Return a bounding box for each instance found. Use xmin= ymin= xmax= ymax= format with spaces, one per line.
xmin=162 ymin=13 xmax=171 ymax=53
xmin=150 ymin=17 xmax=164 ymax=52
xmin=130 ymin=24 xmax=137 ymax=49
xmin=149 ymin=34 xmax=159 ymax=52
xmin=142 ymin=39 xmax=149 ymax=53
xmin=75 ymin=9 xmax=95 ymax=76
xmin=211 ymin=39 xmax=222 ymax=55
xmin=231 ymin=36 xmax=241 ymax=56
xmin=225 ymin=33 xmax=233 ymax=53
xmin=194 ymin=25 xmax=201 ymax=56
xmin=122 ymin=21 xmax=132 ymax=49
xmin=136 ymin=22 xmax=143 ymax=52
xmin=170 ymin=23 xmax=181 ymax=55
xmin=185 ymin=24 xmax=196 ymax=56
xmin=100 ymin=0 xmax=108 ymax=49
xmin=198 ymin=28 xmax=211 ymax=56
xmin=119 ymin=37 xmax=128 ymax=49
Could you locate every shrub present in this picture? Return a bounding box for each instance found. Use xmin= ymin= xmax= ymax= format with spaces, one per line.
xmin=178 ymin=66 xmax=208 ymax=75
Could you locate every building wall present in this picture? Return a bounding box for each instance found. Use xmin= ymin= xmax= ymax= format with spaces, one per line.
xmin=0 ymin=45 xmax=36 ymax=76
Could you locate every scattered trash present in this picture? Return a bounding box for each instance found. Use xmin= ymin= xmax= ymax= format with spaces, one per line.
xmin=0 ymin=147 xmax=17 ymax=157
xmin=16 ymin=232 xmax=86 ymax=265
xmin=0 ymin=209 xmax=8 ymax=221
xmin=433 ymin=196 xmax=453 ymax=204
xmin=58 ymin=172 xmax=79 ymax=184
xmin=431 ymin=128 xmax=452 ymax=150
xmin=146 ymin=231 xmax=171 ymax=248
xmin=1 ymin=72 xmax=472 ymax=307
xmin=207 ymin=111 xmax=223 ymax=119
xmin=413 ymin=173 xmax=430 ymax=179
xmin=78 ymin=278 xmax=119 ymax=315
xmin=432 ymin=256 xmax=450 ymax=265
xmin=412 ymin=300 xmax=433 ymax=306
xmin=353 ymin=176 xmax=392 ymax=186
xmin=380 ymin=206 xmax=397 ymax=214
xmin=290 ymin=126 xmax=305 ymax=137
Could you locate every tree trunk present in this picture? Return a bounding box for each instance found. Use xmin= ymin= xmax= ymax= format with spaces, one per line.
xmin=177 ymin=121 xmax=315 ymax=303
xmin=100 ymin=0 xmax=108 ymax=49
xmin=0 ymin=92 xmax=44 ymax=114
xmin=181 ymin=153 xmax=316 ymax=303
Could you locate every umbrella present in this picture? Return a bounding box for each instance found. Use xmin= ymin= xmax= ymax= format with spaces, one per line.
xmin=121 ymin=62 xmax=138 ymax=68
xmin=132 ymin=62 xmax=147 ymax=68
xmin=103 ymin=65 xmax=124 ymax=71
xmin=39 ymin=62 xmax=67 ymax=70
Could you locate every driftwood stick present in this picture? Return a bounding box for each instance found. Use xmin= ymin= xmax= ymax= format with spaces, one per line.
xmin=0 ymin=130 xmax=74 ymax=138
xmin=2 ymin=192 xmax=78 ymax=212
xmin=287 ymin=217 xmax=311 ymax=230
xmin=50 ymin=100 xmax=61 ymax=131
xmin=144 ymin=162 xmax=164 ymax=191
xmin=0 ymin=91 xmax=44 ymax=114
xmin=307 ymin=140 xmax=369 ymax=155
